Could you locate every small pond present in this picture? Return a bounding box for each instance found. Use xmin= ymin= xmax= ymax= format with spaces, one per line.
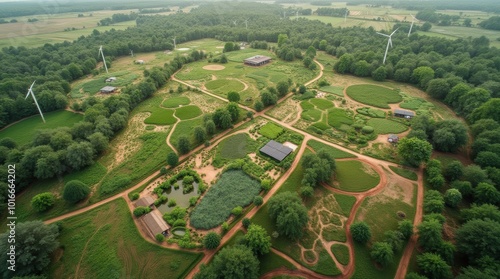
xmin=157 ymin=180 xmax=199 ymax=214
xmin=172 ymin=227 xmax=187 ymax=237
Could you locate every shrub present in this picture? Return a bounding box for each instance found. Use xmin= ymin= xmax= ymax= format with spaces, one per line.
xmin=351 ymin=221 xmax=371 ymax=244
xmin=130 ymin=192 xmax=140 ymax=201
xmin=189 ymin=196 xmax=198 ymax=206
xmin=156 ymin=234 xmax=165 ymax=242
xmin=160 ymin=167 xmax=168 ymax=175
xmin=242 ymin=218 xmax=251 ymax=229
xmin=261 ymin=179 xmax=271 ymax=191
xmin=204 ymin=232 xmax=221 ymax=249
xmin=163 ymin=207 xmax=186 ymax=225
xmin=168 ymin=199 xmax=177 ymax=207
xmin=166 ymin=152 xmax=179 ymax=167
xmin=444 ymin=189 xmax=462 ymax=208
xmin=133 ymin=206 xmax=151 ymax=217
xmin=361 ymin=126 xmax=374 ymax=134
xmin=63 ymin=180 xmax=90 ymax=203
xmin=173 ymin=219 xmax=187 ymax=227
xmin=370 ymin=242 xmax=394 ymax=266
xmin=154 ymin=195 xmax=168 ymax=206
xmin=253 ymin=196 xmax=263 ymax=206
xmin=398 ymin=220 xmax=414 ymax=239
xmin=31 ymin=192 xmax=55 ymax=212
xmin=232 ymin=206 xmax=243 ymax=216
xmin=451 ymin=180 xmax=473 ymax=198
xmin=222 ymin=222 xmax=229 ymax=232
xmin=183 ymin=175 xmax=195 ymax=184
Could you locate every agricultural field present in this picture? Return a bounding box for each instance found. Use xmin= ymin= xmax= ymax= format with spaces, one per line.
xmin=346 ymin=84 xmax=402 ymax=109
xmin=213 ymin=133 xmax=259 ymax=166
xmin=333 ymin=160 xmax=380 ymax=192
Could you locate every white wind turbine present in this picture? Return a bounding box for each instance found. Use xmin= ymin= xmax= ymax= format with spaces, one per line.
xmin=376 ymin=28 xmax=399 ymax=64
xmin=173 ymin=37 xmax=176 ymax=49
xmin=25 ymin=81 xmax=45 ymax=123
xmin=244 ymin=19 xmax=248 ymax=29
xmin=130 ymin=49 xmax=134 ymax=57
xmin=232 ymin=20 xmax=237 ymax=26
xmin=408 ymin=14 xmax=417 ymax=37
xmin=98 ymin=45 xmax=108 ymax=73
xmin=344 ymin=9 xmax=348 ymax=23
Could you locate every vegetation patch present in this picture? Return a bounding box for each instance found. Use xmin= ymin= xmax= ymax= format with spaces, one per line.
xmin=366 ymin=119 xmax=408 ymax=134
xmin=213 ymin=133 xmax=258 ymax=167
xmin=310 ymin=98 xmax=334 ymax=110
xmin=356 ymin=107 xmax=386 ymax=118
xmin=389 ymin=166 xmax=418 ymax=181
xmin=190 ymin=170 xmax=261 ymax=229
xmin=346 ymin=84 xmax=402 ymax=108
xmin=63 ymin=162 xmax=107 ymax=187
xmin=144 ymin=107 xmax=176 ymax=125
xmin=205 ymin=79 xmax=245 ymax=93
xmin=162 ymin=96 xmax=190 ymax=108
xmin=322 ymin=226 xmax=347 ymax=242
xmin=327 ymin=108 xmax=353 ymax=129
xmin=331 ymin=244 xmax=350 ymax=265
xmin=174 ymin=105 xmax=202 ymax=120
xmin=312 ymin=121 xmax=330 ymax=131
xmin=170 ymin=117 xmax=204 ymax=149
xmin=333 ymin=193 xmax=357 ymax=216
xmin=319 ymin=86 xmax=344 ymax=96
xmin=301 ymin=108 xmax=322 ymax=122
xmin=259 ymin=122 xmax=284 ymax=139
xmin=300 ymin=101 xmax=314 ymax=110
xmin=334 ymin=160 xmax=380 ymax=192
xmin=307 ymin=139 xmax=356 ymax=159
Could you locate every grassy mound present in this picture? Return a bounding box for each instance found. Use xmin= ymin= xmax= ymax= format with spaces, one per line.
xmin=319 ymin=86 xmax=344 ymax=96
xmin=327 ymin=108 xmax=353 ymax=129
xmin=162 ymin=96 xmax=190 ymax=108
xmin=144 ymin=108 xmax=176 ymax=125
xmin=346 ymin=84 xmax=402 ymax=108
xmin=366 ymin=119 xmax=408 ymax=134
xmin=310 ymin=98 xmax=334 ymax=110
xmin=334 ymin=160 xmax=380 ymax=192
xmin=259 ymin=122 xmax=284 ymax=139
xmin=174 ymin=105 xmax=202 ymax=120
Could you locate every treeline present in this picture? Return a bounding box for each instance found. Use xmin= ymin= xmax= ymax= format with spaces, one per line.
xmin=344 ymin=0 xmax=500 ymax=13
xmin=139 ymin=8 xmax=171 ymax=14
xmin=479 ymin=16 xmax=500 ymax=31
xmin=98 ymin=12 xmax=138 ymax=26
xmin=415 ymin=10 xmax=460 ymax=26
xmin=316 ymin=7 xmax=348 ymax=17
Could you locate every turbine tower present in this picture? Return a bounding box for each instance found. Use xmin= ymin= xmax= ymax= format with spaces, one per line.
xmin=376 ymin=28 xmax=399 ymax=64
xmin=173 ymin=37 xmax=176 ymax=49
xmin=244 ymin=19 xmax=248 ymax=29
xmin=344 ymin=9 xmax=348 ymax=23
xmin=130 ymin=49 xmax=134 ymax=57
xmin=296 ymin=10 xmax=299 ymax=21
xmin=408 ymin=14 xmax=417 ymax=37
xmin=232 ymin=20 xmax=237 ymax=26
xmin=25 ymin=81 xmax=45 ymax=123
xmin=98 ymin=45 xmax=108 ymax=73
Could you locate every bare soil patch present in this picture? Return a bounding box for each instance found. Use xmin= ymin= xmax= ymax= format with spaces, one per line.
xmin=202 ymin=65 xmax=225 ymax=71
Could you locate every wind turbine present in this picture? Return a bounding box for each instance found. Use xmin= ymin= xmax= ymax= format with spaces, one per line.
xmin=98 ymin=45 xmax=108 ymax=73
xmin=244 ymin=19 xmax=248 ymax=29
xmin=173 ymin=37 xmax=176 ymax=49
xmin=408 ymin=14 xmax=417 ymax=37
xmin=344 ymin=9 xmax=348 ymax=23
xmin=376 ymin=28 xmax=399 ymax=64
xmin=130 ymin=49 xmax=134 ymax=57
xmin=232 ymin=20 xmax=237 ymax=26
xmin=296 ymin=10 xmax=299 ymax=21
xmin=25 ymin=81 xmax=45 ymax=123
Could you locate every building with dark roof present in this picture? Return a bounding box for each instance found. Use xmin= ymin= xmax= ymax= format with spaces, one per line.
xmin=135 ymin=196 xmax=155 ymax=208
xmin=260 ymin=140 xmax=293 ymax=161
xmin=142 ymin=211 xmax=170 ymax=237
xmin=394 ymin=109 xmax=415 ymax=119
xmin=100 ymin=86 xmax=116 ymax=94
xmin=244 ymin=55 xmax=271 ymax=66
xmin=388 ymin=134 xmax=399 ymax=143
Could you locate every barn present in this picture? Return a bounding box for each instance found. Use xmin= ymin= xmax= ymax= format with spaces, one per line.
xmin=244 ymin=55 xmax=271 ymax=66
xmin=142 ymin=211 xmax=170 ymax=237
xmin=394 ymin=109 xmax=415 ymax=119
xmin=134 ymin=196 xmax=155 ymax=209
xmin=100 ymin=86 xmax=116 ymax=94
xmin=260 ymin=140 xmax=293 ymax=162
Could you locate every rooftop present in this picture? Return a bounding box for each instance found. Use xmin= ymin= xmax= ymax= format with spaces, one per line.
xmin=260 ymin=140 xmax=293 ymax=161
xmin=142 ymin=211 xmax=169 ymax=236
xmin=135 ymin=196 xmax=155 ymax=208
xmin=100 ymin=86 xmax=116 ymax=92
xmin=244 ymin=55 xmax=271 ymax=64
xmin=394 ymin=109 xmax=415 ymax=116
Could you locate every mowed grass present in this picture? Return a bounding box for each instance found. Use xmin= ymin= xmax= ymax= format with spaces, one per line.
xmin=49 ymin=199 xmax=202 ymax=279
xmin=310 ymin=98 xmax=334 ymax=110
xmin=174 ymin=105 xmax=202 ymax=120
xmin=162 ymin=96 xmax=190 ymax=108
xmin=356 ymin=107 xmax=386 ymax=118
xmin=259 ymin=122 xmax=284 ymax=139
xmin=307 ymin=139 xmax=357 ymax=159
xmin=333 ymin=193 xmax=357 ymax=216
xmin=70 ymin=71 xmax=139 ymax=98
xmin=170 ymin=117 xmax=204 ymax=149
xmin=389 ymin=166 xmax=418 ymax=181
xmin=301 ymin=108 xmax=322 ymax=122
xmin=346 ymin=84 xmax=402 ymax=108
xmin=205 ymin=79 xmax=245 ymax=93
xmin=366 ymin=119 xmax=408 ymax=134
xmin=319 ymin=86 xmax=344 ymax=96
xmin=327 ymin=108 xmax=353 ymax=129
xmin=144 ymin=107 xmax=176 ymax=125
xmin=331 ymin=244 xmax=350 ymax=265
xmin=215 ymin=133 xmax=258 ymax=162
xmin=333 ymin=160 xmax=380 ymax=192
xmin=0 ymin=110 xmax=83 ymax=146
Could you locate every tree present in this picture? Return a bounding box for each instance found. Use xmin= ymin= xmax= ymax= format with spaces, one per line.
xmin=63 ymin=180 xmax=90 ymax=203
xmin=398 ymin=220 xmax=414 ymax=239
xmin=463 ymin=165 xmax=489 ymax=186
xmin=412 ymin=66 xmax=435 ymax=89
xmin=424 ymin=190 xmax=445 ymax=213
xmin=227 ymin=91 xmax=240 ymax=102
xmin=398 ymin=137 xmax=433 ymax=167
xmin=421 ymin=22 xmax=432 ymax=31
xmin=305 ymin=45 xmax=316 ymax=58
xmin=456 ymin=218 xmax=500 ymax=263
xmin=371 ymin=242 xmax=394 ymax=267
xmin=177 ymin=136 xmax=190 ymax=154
xmin=268 ymin=192 xmax=308 ymax=239
xmin=334 ymin=53 xmax=354 ymax=74
xmin=261 ymin=91 xmax=277 ymax=107
xmin=156 ymin=234 xmax=165 ymax=242
xmin=254 ymin=100 xmax=264 ymax=112
xmin=444 ymin=188 xmax=462 ymax=207
xmin=31 ymin=192 xmax=55 ymax=212
xmin=66 ymin=141 xmax=94 ymax=170
xmin=219 ymin=54 xmax=228 ymax=63
xmin=242 ymin=218 xmax=251 ymax=229
xmin=195 ymin=245 xmax=259 ymax=279
xmin=87 ymin=132 xmax=109 ymax=154
xmin=372 ymin=66 xmax=387 ymax=81
xmin=417 ymin=253 xmax=452 ymax=279
xmin=277 ymin=33 xmax=288 ymax=47
xmin=350 ymin=221 xmax=371 ymax=244
xmin=298 ymin=84 xmax=307 ymax=94
xmin=205 ymin=120 xmax=216 ymax=135
xmin=418 ymin=219 xmax=443 ymax=251
xmin=276 ymin=80 xmax=289 ymax=97
xmin=226 ymin=102 xmax=239 ymax=123
xmin=461 ymin=204 xmax=500 ymax=222
xmin=432 ymin=120 xmax=468 ymax=152
xmin=451 ymin=180 xmax=473 ymax=198
xmin=384 ymin=230 xmax=405 ymax=251
xmin=203 ymin=232 xmax=221 ymax=250
xmin=194 ymin=126 xmax=207 ymax=144
xmin=232 ymin=206 xmax=243 ymax=216
xmin=443 ymin=160 xmax=463 ymax=181
xmin=166 ymin=151 xmax=178 ymax=167
xmin=245 ymin=224 xmax=271 ymax=255
xmin=0 ymin=221 xmax=59 ymax=278
xmin=474 ymin=182 xmax=500 ymax=205
xmin=427 ymin=78 xmax=451 ymax=100
xmin=253 ymin=196 xmax=263 ymax=206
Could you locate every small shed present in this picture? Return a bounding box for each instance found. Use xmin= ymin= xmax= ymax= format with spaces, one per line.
xmin=388 ymin=134 xmax=399 ymax=143
xmin=135 ymin=59 xmax=145 ymax=64
xmin=142 ymin=211 xmax=170 ymax=237
xmin=105 ymin=77 xmax=116 ymax=82
xmin=135 ymin=196 xmax=155 ymax=208
xmin=394 ymin=109 xmax=415 ymax=119
xmin=100 ymin=86 xmax=116 ymax=94
xmin=244 ymin=55 xmax=271 ymax=66
xmin=260 ymin=140 xmax=293 ymax=162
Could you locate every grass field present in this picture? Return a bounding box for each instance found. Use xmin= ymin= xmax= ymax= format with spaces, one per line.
xmin=389 ymin=166 xmax=418 ymax=181
xmin=162 ymin=96 xmax=190 ymax=108
xmin=334 ymin=160 xmax=380 ymax=192
xmin=346 ymin=84 xmax=402 ymax=108
xmin=319 ymin=86 xmax=344 ymax=96
xmin=143 ymin=107 xmax=176 ymax=125
xmin=307 ymin=139 xmax=357 ymax=159
xmin=259 ymin=122 xmax=284 ymax=139
xmin=169 ymin=117 xmax=204 ymax=149
xmin=174 ymin=105 xmax=202 ymax=120
xmin=356 ymin=107 xmax=386 ymax=118
xmin=70 ymin=71 xmax=139 ymax=98
xmin=366 ymin=119 xmax=408 ymax=134
xmin=49 ymin=198 xmax=202 ymax=279
xmin=327 ymin=108 xmax=353 ymax=129
xmin=205 ymin=79 xmax=245 ymax=93
xmin=213 ymin=133 xmax=258 ymax=167
xmin=333 ymin=193 xmax=357 ymax=216
xmin=331 ymin=244 xmax=350 ymax=266
xmin=310 ymin=98 xmax=334 ymax=110
xmin=0 ymin=110 xmax=83 ymax=146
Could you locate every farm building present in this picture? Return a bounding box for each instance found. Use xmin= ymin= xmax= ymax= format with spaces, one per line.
xmin=388 ymin=134 xmax=399 ymax=143
xmin=142 ymin=211 xmax=170 ymax=237
xmin=105 ymin=77 xmax=116 ymax=82
xmin=394 ymin=109 xmax=415 ymax=119
xmin=100 ymin=86 xmax=116 ymax=94
xmin=135 ymin=59 xmax=145 ymax=64
xmin=244 ymin=55 xmax=271 ymax=66
xmin=260 ymin=140 xmax=293 ymax=162
xmin=135 ymin=196 xmax=155 ymax=208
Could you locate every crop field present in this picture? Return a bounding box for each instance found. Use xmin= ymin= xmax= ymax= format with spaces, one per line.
xmin=319 ymin=86 xmax=344 ymax=96
xmin=190 ymin=170 xmax=261 ymax=229
xmin=346 ymin=84 xmax=402 ymax=108
xmin=389 ymin=166 xmax=418 ymax=181
xmin=307 ymin=139 xmax=357 ymax=159
xmin=310 ymin=98 xmax=334 ymax=110
xmin=327 ymin=108 xmax=353 ymax=129
xmin=49 ymin=199 xmax=202 ymax=279
xmin=333 ymin=160 xmax=380 ymax=192
xmin=259 ymin=122 xmax=284 ymax=139
xmin=366 ymin=118 xmax=408 ymax=134
xmin=143 ymin=107 xmax=176 ymax=125
xmin=0 ymin=110 xmax=83 ymax=146
xmin=205 ymin=79 xmax=245 ymax=93
xmin=214 ymin=133 xmax=258 ymax=165
xmin=162 ymin=96 xmax=190 ymax=108
xmin=356 ymin=107 xmax=386 ymax=118
xmin=174 ymin=105 xmax=202 ymax=120
xmin=301 ymin=108 xmax=322 ymax=122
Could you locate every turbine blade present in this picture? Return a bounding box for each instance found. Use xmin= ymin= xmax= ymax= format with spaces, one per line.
xmin=390 ymin=27 xmax=400 ymax=36
xmin=376 ymin=32 xmax=390 ymax=37
xmin=389 ymin=38 xmax=393 ymax=48
xmin=25 ymin=90 xmax=30 ymax=99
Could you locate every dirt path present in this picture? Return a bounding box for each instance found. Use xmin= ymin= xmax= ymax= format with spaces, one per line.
xmin=305 ymin=59 xmax=324 ymax=86
xmin=165 ymin=114 xmax=181 ymax=153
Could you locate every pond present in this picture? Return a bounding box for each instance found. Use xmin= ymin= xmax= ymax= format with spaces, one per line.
xmin=172 ymin=227 xmax=187 ymax=237
xmin=157 ymin=180 xmax=199 ymax=214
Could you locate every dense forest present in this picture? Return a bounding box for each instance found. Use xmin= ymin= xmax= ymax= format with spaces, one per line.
xmin=1 ymin=1 xmax=500 ymax=278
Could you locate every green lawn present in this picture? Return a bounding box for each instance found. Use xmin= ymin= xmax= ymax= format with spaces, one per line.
xmin=162 ymin=96 xmax=190 ymax=108
xmin=327 ymin=108 xmax=353 ymax=129
xmin=144 ymin=107 xmax=176 ymax=125
xmin=300 ymin=101 xmax=314 ymax=110
xmin=307 ymin=139 xmax=357 ymax=159
xmin=70 ymin=71 xmax=139 ymax=98
xmin=389 ymin=166 xmax=418 ymax=181
xmin=310 ymin=98 xmax=334 ymax=110
xmin=259 ymin=122 xmax=284 ymax=139
xmin=49 ymin=198 xmax=202 ymax=279
xmin=346 ymin=84 xmax=402 ymax=108
xmin=319 ymin=86 xmax=344 ymax=96
xmin=331 ymin=244 xmax=350 ymax=265
xmin=213 ymin=133 xmax=258 ymax=167
xmin=366 ymin=119 xmax=408 ymax=134
xmin=169 ymin=117 xmax=204 ymax=149
xmin=174 ymin=105 xmax=202 ymax=120
xmin=0 ymin=110 xmax=83 ymax=146
xmin=356 ymin=107 xmax=386 ymax=118
xmin=205 ymin=79 xmax=245 ymax=93
xmin=333 ymin=160 xmax=380 ymax=192
xmin=301 ymin=108 xmax=322 ymax=122
xmin=333 ymin=193 xmax=357 ymax=216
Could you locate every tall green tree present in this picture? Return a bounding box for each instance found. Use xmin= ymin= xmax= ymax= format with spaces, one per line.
xmin=166 ymin=151 xmax=179 ymax=167
xmin=195 ymin=245 xmax=259 ymax=279
xmin=417 ymin=253 xmax=452 ymax=279
xmin=63 ymin=180 xmax=90 ymax=203
xmin=244 ymin=224 xmax=271 ymax=255
xmin=350 ymin=221 xmax=371 ymax=244
xmin=268 ymin=192 xmax=308 ymax=239
xmin=418 ymin=219 xmax=443 ymax=251
xmin=370 ymin=242 xmax=394 ymax=267
xmin=398 ymin=137 xmax=433 ymax=167
xmin=177 ymin=136 xmax=191 ymax=154
xmin=203 ymin=232 xmax=221 ymax=250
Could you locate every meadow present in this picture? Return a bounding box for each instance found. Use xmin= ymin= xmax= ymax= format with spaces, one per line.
xmin=259 ymin=122 xmax=284 ymax=139
xmin=307 ymin=139 xmax=357 ymax=159
xmin=333 ymin=160 xmax=380 ymax=192
xmin=143 ymin=107 xmax=176 ymax=125
xmin=366 ymin=118 xmax=408 ymax=134
xmin=346 ymin=84 xmax=402 ymax=108
xmin=389 ymin=166 xmax=418 ymax=181
xmin=213 ymin=133 xmax=258 ymax=166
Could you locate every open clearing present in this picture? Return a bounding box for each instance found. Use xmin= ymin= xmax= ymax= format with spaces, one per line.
xmin=202 ymin=65 xmax=225 ymax=70
xmin=333 ymin=160 xmax=380 ymax=192
xmin=346 ymin=84 xmax=402 ymax=108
